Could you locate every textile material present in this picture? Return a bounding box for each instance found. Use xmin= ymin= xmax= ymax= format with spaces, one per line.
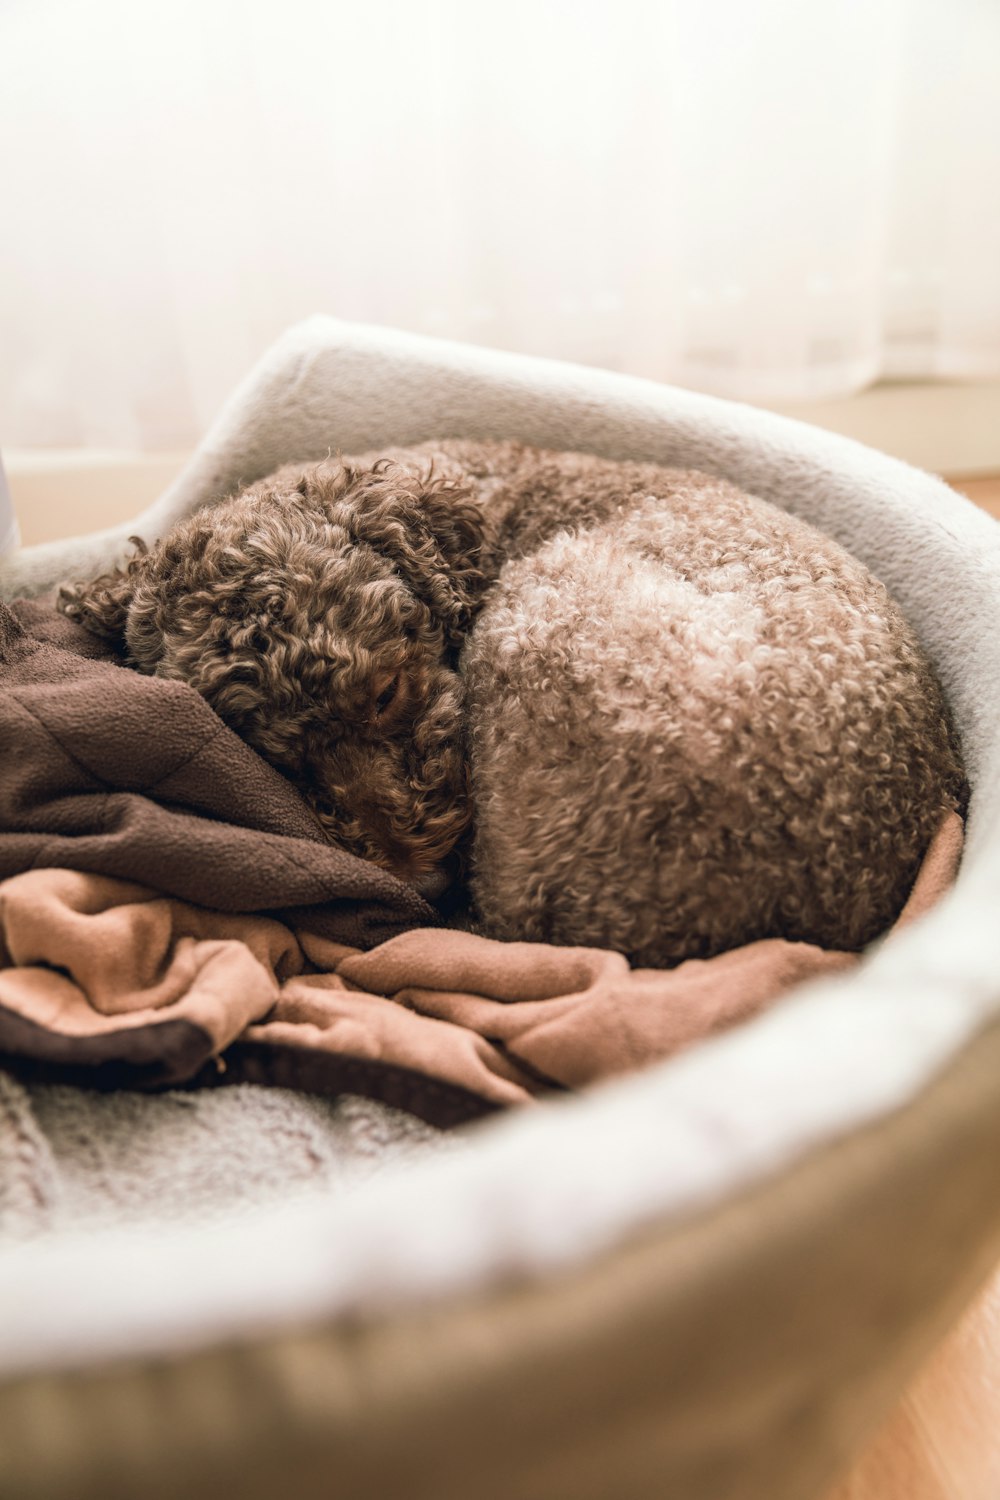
xmin=5 ymin=989 xmax=1000 ymax=1500
xmin=1 ymin=322 xmax=999 ymax=1500
xmin=0 ymin=596 xmax=432 ymax=946
xmin=0 ymin=319 xmax=996 ymax=1313
xmin=0 ymin=817 xmax=960 ymax=1125
xmin=0 ymin=455 xmax=17 ymax=558
xmin=0 ymin=1071 xmax=450 ymax=1242
xmin=3 ymin=3 xmax=999 ymax=452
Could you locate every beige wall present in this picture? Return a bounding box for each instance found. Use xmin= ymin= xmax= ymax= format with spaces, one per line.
xmin=6 ymin=379 xmax=1000 ymax=547
xmin=8 ymin=452 xmax=189 ymax=548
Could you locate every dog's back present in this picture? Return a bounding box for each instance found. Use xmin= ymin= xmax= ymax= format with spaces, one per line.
xmin=459 ymin=452 xmax=965 ymax=965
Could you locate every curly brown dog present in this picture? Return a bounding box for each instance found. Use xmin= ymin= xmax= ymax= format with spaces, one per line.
xmin=59 ymin=440 xmax=966 ymax=966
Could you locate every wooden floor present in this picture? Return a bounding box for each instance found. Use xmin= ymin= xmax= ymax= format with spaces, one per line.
xmin=947 ymin=473 xmax=1000 ymax=519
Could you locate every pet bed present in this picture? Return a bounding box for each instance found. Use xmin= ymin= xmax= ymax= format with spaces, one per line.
xmin=2 ymin=318 xmax=1000 ymax=1500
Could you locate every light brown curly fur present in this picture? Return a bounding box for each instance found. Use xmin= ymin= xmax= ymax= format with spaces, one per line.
xmin=58 ymin=440 xmax=966 ymax=965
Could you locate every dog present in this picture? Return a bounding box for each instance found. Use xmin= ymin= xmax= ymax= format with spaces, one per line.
xmin=58 ymin=440 xmax=966 ymax=966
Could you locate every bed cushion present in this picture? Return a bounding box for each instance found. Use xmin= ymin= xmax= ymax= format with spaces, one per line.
xmin=2 ymin=318 xmax=1000 ymax=1500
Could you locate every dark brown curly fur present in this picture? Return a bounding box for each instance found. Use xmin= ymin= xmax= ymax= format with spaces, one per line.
xmin=59 ymin=457 xmax=490 ymax=884
xmin=58 ymin=440 xmax=967 ymax=964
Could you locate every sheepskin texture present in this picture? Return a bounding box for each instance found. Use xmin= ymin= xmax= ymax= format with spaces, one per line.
xmin=0 ymin=1071 xmax=452 ymax=1241
xmin=59 ymin=439 xmax=964 ymax=966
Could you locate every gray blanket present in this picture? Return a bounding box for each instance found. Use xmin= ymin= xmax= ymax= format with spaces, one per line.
xmin=0 ymin=1070 xmax=451 ymax=1240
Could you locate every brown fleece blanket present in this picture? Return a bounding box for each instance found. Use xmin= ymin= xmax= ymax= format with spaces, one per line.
xmin=0 ymin=832 xmax=962 ymax=1126
xmin=0 ymin=599 xmax=964 ymax=1126
xmin=0 ymin=599 xmax=434 ymax=946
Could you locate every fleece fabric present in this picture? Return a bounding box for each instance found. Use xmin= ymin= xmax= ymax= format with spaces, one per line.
xmin=0 ymin=1071 xmax=450 ymax=1241
xmin=0 ymin=597 xmax=433 ymax=946
xmin=0 ymin=816 xmax=962 ymax=1125
xmin=1 ymin=321 xmax=999 ymax=1500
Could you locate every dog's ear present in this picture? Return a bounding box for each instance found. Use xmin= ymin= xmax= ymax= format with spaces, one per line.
xmin=347 ymin=465 xmax=490 ymax=646
xmin=57 ymin=544 xmax=142 ymax=643
xmin=57 ymin=539 xmax=167 ymax=671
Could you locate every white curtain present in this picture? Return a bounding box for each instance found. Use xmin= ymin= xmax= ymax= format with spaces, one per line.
xmin=2 ymin=0 xmax=998 ymax=450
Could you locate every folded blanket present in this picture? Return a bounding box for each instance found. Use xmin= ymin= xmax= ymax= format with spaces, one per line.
xmin=0 ymin=597 xmax=434 ymax=947
xmin=0 ymin=815 xmax=962 ymax=1126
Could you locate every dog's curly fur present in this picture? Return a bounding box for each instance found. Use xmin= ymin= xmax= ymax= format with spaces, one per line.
xmin=59 ymin=439 xmax=966 ymax=966
xmin=59 ymin=457 xmax=490 ymax=882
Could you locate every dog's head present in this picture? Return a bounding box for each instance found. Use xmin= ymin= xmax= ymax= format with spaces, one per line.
xmin=58 ymin=458 xmax=491 ymax=886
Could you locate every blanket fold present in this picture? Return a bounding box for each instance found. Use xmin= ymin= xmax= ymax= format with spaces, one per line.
xmin=0 ymin=815 xmax=963 ymax=1126
xmin=1 ymin=598 xmax=435 ymax=947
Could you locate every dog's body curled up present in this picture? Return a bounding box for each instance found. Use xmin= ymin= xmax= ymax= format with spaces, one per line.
xmin=59 ymin=441 xmax=965 ymax=966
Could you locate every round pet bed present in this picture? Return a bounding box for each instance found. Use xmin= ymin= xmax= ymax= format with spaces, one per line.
xmin=2 ymin=318 xmax=1000 ymax=1500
